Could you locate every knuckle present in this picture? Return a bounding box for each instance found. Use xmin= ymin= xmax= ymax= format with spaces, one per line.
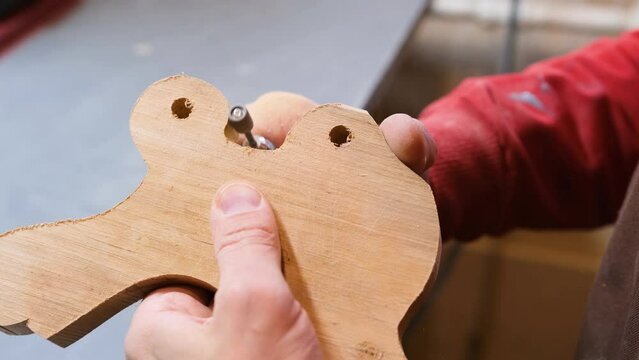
xmin=217 ymin=223 xmax=277 ymax=254
xmin=220 ymin=281 xmax=293 ymax=311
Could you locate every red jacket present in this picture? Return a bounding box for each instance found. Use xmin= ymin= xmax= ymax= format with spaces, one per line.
xmin=420 ymin=30 xmax=639 ymax=241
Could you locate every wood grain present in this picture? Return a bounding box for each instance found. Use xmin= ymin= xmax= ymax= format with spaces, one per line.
xmin=0 ymin=75 xmax=440 ymax=358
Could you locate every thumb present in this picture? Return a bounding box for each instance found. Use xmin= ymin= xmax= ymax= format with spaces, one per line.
xmin=379 ymin=113 xmax=437 ymax=178
xmin=211 ymin=182 xmax=283 ymax=288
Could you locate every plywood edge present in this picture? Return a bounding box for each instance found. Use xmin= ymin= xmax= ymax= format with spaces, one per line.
xmin=45 ymin=275 xmax=214 ymax=347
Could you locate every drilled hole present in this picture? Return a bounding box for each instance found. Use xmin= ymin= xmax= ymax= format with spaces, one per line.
xmin=172 ymin=98 xmax=193 ymax=119
xmin=329 ymin=125 xmax=352 ymax=147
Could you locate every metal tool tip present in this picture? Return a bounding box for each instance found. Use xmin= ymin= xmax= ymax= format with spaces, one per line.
xmin=229 ymin=106 xmax=246 ymax=120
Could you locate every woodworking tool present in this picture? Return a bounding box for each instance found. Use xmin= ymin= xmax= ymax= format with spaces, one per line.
xmin=227 ymin=105 xmax=275 ymax=150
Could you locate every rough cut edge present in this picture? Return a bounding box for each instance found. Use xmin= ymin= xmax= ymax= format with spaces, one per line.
xmin=0 ymin=320 xmax=31 ymax=335
xmin=398 ymin=235 xmax=441 ymax=352
xmin=0 ymin=75 xmax=196 ymax=339
xmin=45 ymin=275 xmax=214 ymax=347
xmin=0 ymin=275 xmax=214 ymax=347
xmin=0 ymin=178 xmax=150 ymax=344
xmin=0 ymin=179 xmax=146 ymax=239
xmin=0 ymin=76 xmax=190 ymax=239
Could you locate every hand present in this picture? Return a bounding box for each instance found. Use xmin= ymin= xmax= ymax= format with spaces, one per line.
xmin=125 ymin=183 xmax=322 ymax=360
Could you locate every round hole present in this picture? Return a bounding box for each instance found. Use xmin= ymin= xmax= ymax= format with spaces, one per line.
xmin=329 ymin=125 xmax=352 ymax=147
xmin=171 ymin=98 xmax=193 ymax=119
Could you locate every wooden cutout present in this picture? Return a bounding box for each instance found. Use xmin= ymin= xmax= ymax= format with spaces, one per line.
xmin=0 ymin=75 xmax=440 ymax=358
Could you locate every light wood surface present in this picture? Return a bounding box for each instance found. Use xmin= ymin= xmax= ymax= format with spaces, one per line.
xmin=0 ymin=75 xmax=439 ymax=358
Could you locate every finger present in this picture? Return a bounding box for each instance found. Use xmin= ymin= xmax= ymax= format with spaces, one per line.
xmin=211 ymin=182 xmax=283 ymax=288
xmin=379 ymin=113 xmax=438 ymax=176
xmin=208 ymin=182 xmax=301 ymax=350
xmin=137 ymin=287 xmax=212 ymax=319
xmin=125 ymin=287 xmax=213 ymax=359
xmin=247 ymin=92 xmax=317 ymax=147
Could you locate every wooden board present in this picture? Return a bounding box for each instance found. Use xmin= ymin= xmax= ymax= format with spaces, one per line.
xmin=0 ymin=75 xmax=440 ymax=359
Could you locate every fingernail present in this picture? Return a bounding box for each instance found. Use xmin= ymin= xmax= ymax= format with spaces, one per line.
xmin=216 ymin=183 xmax=262 ymax=214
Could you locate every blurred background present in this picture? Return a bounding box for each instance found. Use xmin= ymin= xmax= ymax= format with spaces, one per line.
xmin=0 ymin=0 xmax=637 ymax=359
xmin=374 ymin=1 xmax=637 ymax=359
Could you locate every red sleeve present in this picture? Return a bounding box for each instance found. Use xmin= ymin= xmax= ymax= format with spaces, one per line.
xmin=0 ymin=0 xmax=78 ymax=57
xmin=419 ymin=30 xmax=639 ymax=241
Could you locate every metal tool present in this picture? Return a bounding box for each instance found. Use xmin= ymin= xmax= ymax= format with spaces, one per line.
xmin=227 ymin=105 xmax=275 ymax=150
